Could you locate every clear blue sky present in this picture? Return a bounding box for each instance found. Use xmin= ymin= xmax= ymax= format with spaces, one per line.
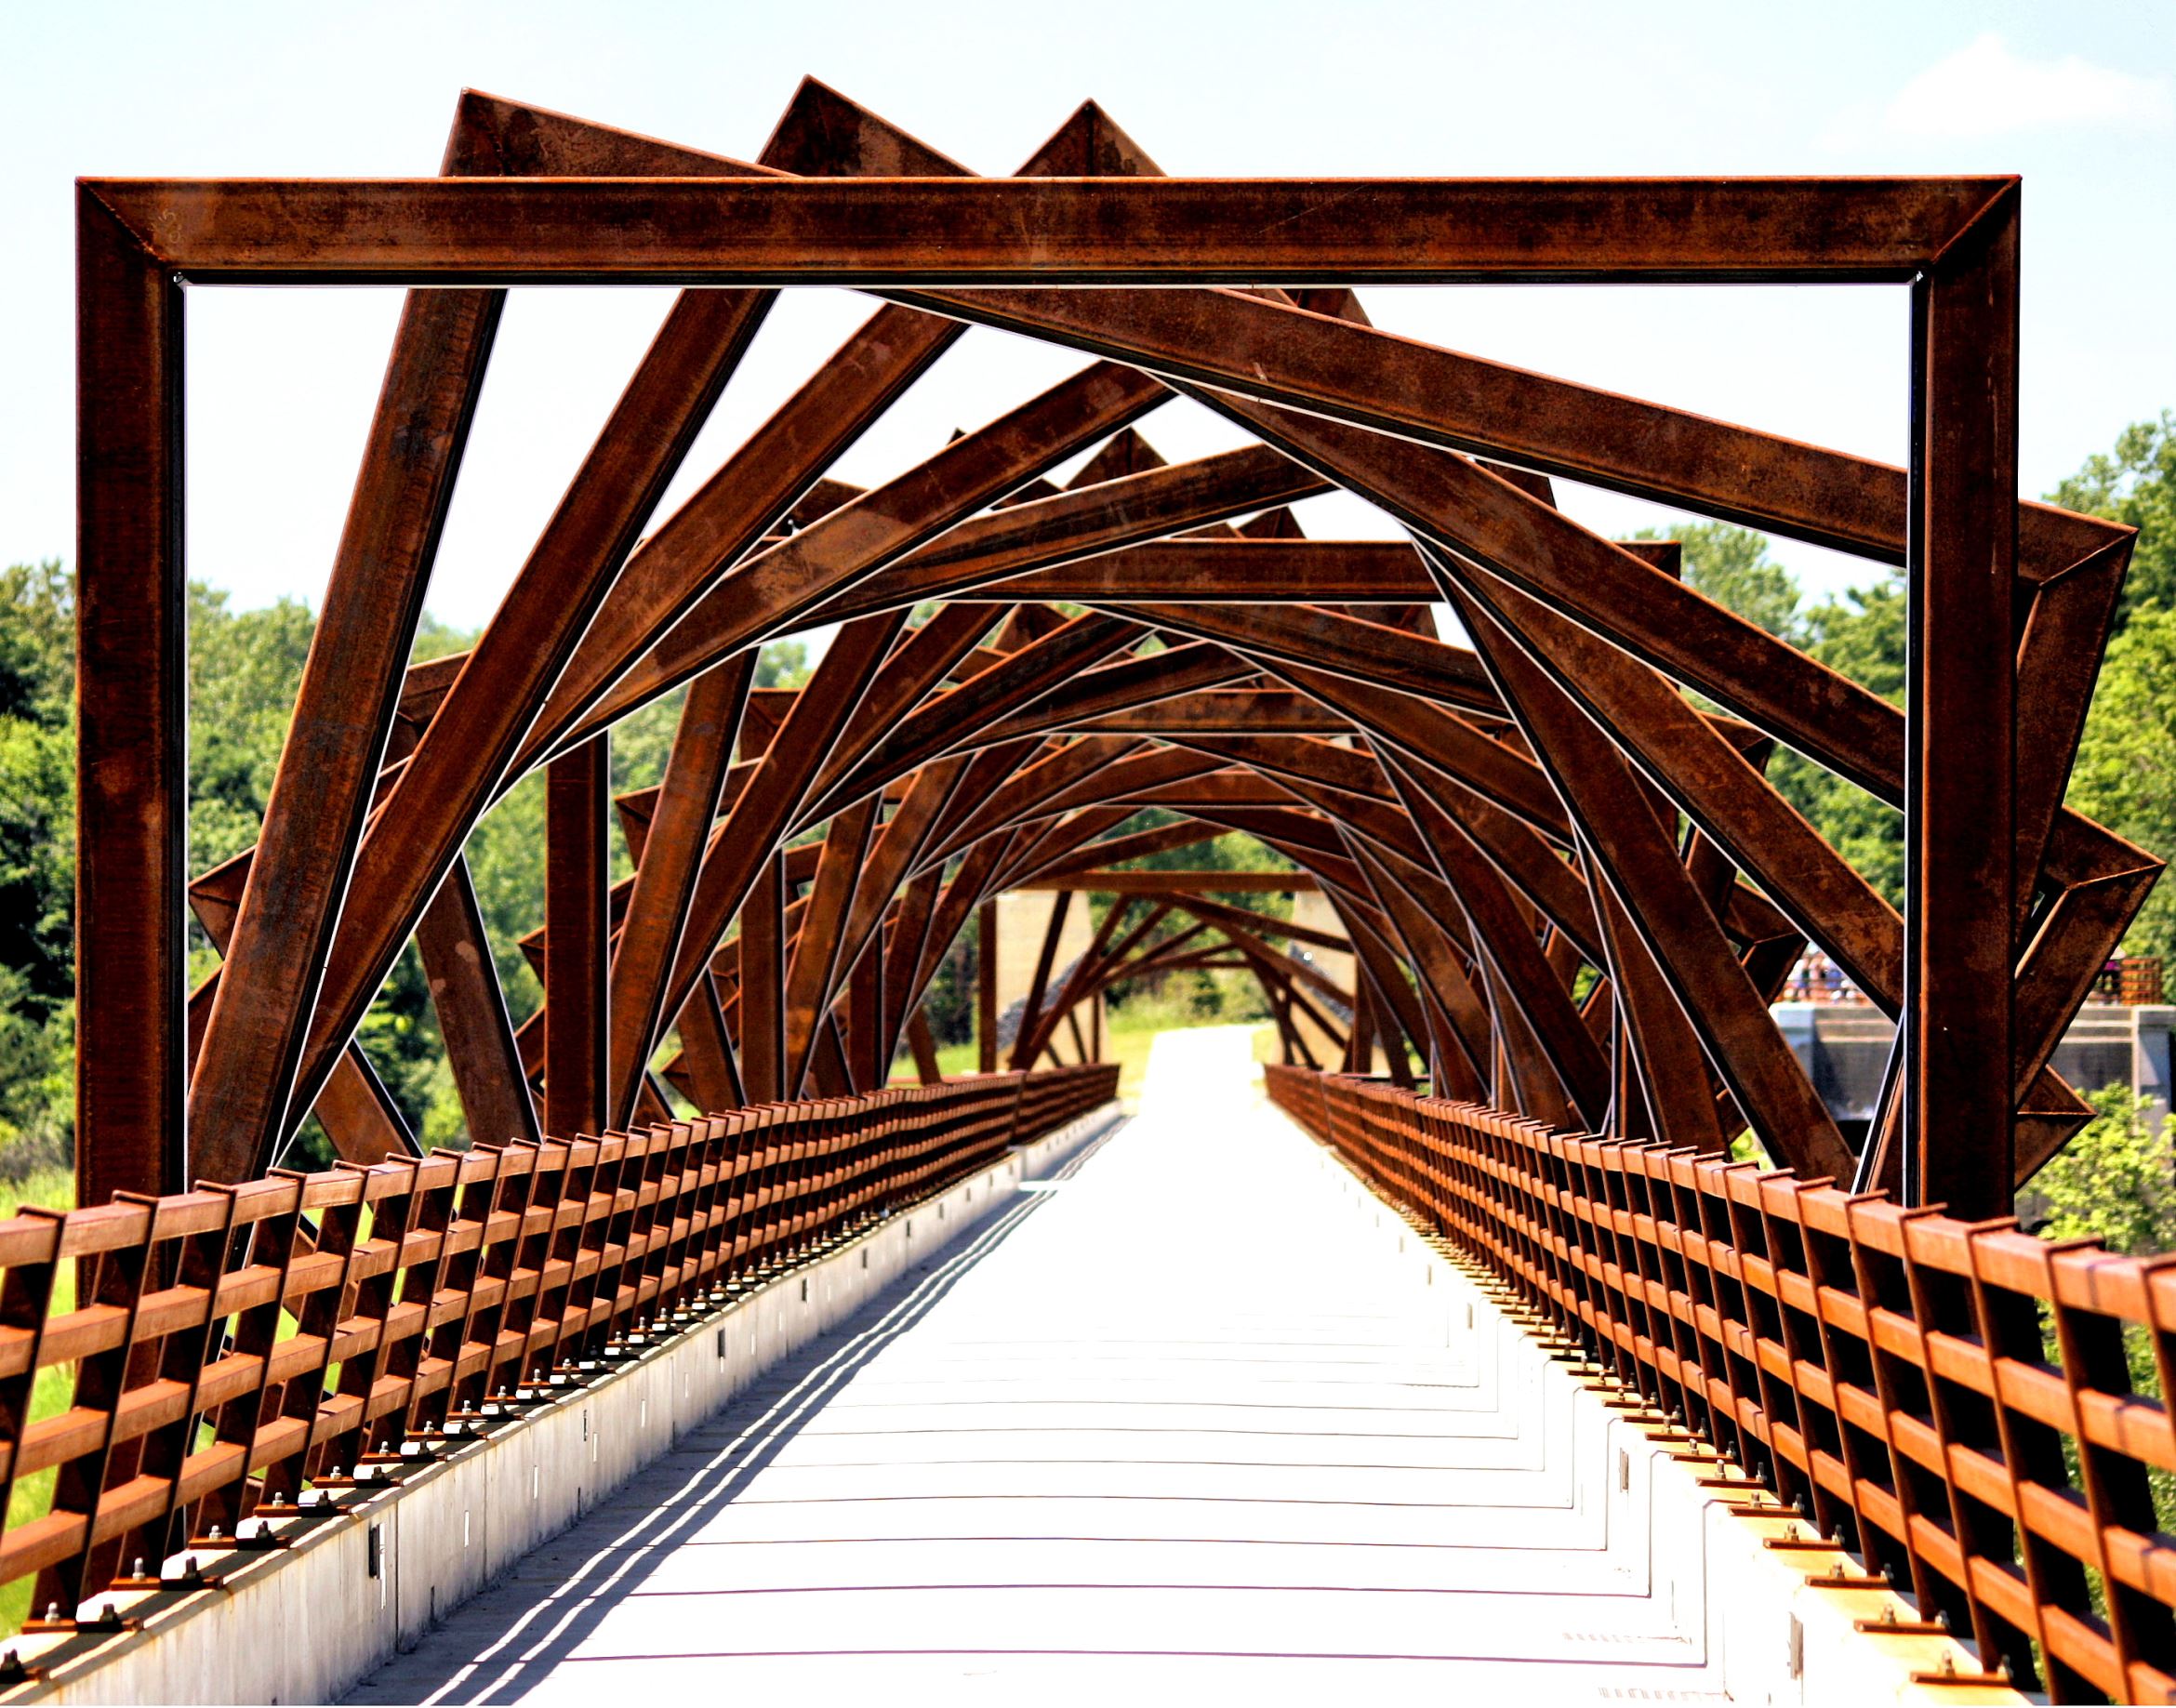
xmin=5 ymin=0 xmax=2172 ymax=629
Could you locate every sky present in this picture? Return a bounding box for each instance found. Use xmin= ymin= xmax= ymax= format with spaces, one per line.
xmin=4 ymin=0 xmax=2173 ymax=634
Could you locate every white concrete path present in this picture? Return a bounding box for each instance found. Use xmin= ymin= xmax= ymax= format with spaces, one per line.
xmin=349 ymin=1026 xmax=1724 ymax=1704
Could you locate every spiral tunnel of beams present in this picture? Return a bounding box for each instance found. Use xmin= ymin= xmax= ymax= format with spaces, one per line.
xmin=98 ymin=77 xmax=2156 ymax=1225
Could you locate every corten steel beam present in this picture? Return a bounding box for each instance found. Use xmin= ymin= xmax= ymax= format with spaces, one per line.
xmin=1008 ymin=893 xmax=1077 ymax=1073
xmin=186 ymin=855 xmax=417 ymax=1162
xmin=415 ymin=856 xmax=539 ymax=1151
xmin=288 ymin=286 xmax=773 ymax=1150
xmin=1016 ymin=871 xmax=1319 ymax=894
xmin=184 ymin=99 xmax=514 ymax=1192
xmin=76 ymin=184 xmax=186 ymax=1204
xmin=543 ymin=735 xmax=611 ymax=1139
xmin=976 ymin=900 xmax=999 ymax=1074
xmin=738 ymin=851 xmax=789 ymax=1105
xmin=783 ymin=794 xmax=882 ymax=1095
xmin=1905 ymin=194 xmax=2018 ymax=1213
xmin=603 ymin=656 xmax=753 ymax=1126
xmin=805 ymin=452 xmax=1334 ymax=625
xmin=81 ymin=175 xmax=2016 ymax=285
xmin=564 ymin=364 xmax=1171 ymax=753
xmin=1446 ymin=577 xmax=1852 ymax=1178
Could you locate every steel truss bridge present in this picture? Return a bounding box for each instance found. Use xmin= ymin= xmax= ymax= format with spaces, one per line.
xmin=7 ymin=76 xmax=2169 ymax=1703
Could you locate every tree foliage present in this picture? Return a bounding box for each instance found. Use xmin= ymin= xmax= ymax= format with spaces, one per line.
xmin=2050 ymin=410 xmax=2176 ymax=627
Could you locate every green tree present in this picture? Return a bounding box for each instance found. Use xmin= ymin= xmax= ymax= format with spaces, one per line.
xmin=2067 ymin=604 xmax=2176 ymax=961
xmin=2050 ymin=410 xmax=2176 ymax=626
xmin=2033 ymin=1086 xmax=2176 ymax=1256
xmin=754 ymin=639 xmax=810 ymax=689
xmin=0 ymin=564 xmax=78 ymax=1177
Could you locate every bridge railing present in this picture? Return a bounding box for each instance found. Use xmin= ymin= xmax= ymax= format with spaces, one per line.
xmin=0 ymin=1062 xmax=1116 ymax=1620
xmin=1267 ymin=1063 xmax=2176 ymax=1703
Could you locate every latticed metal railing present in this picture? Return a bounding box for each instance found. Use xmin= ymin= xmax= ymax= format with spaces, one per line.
xmin=0 ymin=1064 xmax=1114 ymax=1618
xmin=1267 ymin=1063 xmax=2176 ymax=1704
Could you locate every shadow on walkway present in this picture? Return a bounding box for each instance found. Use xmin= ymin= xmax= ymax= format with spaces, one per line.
xmin=349 ymin=1125 xmax=1122 ymax=1706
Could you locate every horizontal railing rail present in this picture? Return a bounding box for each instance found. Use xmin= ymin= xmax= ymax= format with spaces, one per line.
xmin=0 ymin=1063 xmax=1116 ymax=1620
xmin=1267 ymin=1063 xmax=2176 ymax=1704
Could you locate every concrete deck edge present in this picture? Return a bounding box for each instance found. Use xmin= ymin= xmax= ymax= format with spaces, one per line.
xmin=16 ymin=1104 xmax=1127 ymax=1707
xmin=1288 ymin=1098 xmax=2026 ymax=1707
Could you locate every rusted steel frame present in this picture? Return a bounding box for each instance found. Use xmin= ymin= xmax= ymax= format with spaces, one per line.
xmin=1372 ymin=764 xmax=1610 ymax=1127
xmin=1046 ymin=690 xmax=1350 ymax=735
xmin=1167 ymin=733 xmax=1395 ymax=805
xmin=826 ymin=758 xmax=977 ymax=1015
xmin=1435 ymin=550 xmax=1904 ymax=1009
xmin=1017 ymin=896 xmax=1137 ymax=1065
xmin=287 ymin=290 xmax=773 ymax=1149
xmin=927 ymin=742 xmax=1184 ymax=863
xmin=459 ymin=90 xmax=1165 ymax=767
xmin=961 ymin=647 xmax=1259 ymax=757
xmin=564 ymin=363 xmax=1171 ymax=755
xmin=1402 ymin=763 xmax=1603 ymax=966
xmin=1004 ymin=891 xmax=1077 ymax=1075
xmin=604 ymin=656 xmax=755 ymax=1126
xmin=1156 ymin=901 xmax=1351 ymax=1013
xmin=845 ymin=943 xmax=886 ymax=1092
xmin=427 ymin=85 xmax=964 ymax=769
xmin=810 ymin=615 xmax=1148 ymax=821
xmin=188 ymin=855 xmax=418 ymax=1163
xmin=988 ymin=807 xmax=1144 ymax=898
xmin=905 ymin=1014 xmax=945 ymax=1085
xmin=2011 ymin=537 xmax=2130 ymax=923
xmin=672 ymin=976 xmax=744 ymax=1114
xmin=897 ymin=841 xmax=1020 ymax=1055
xmin=516 ymin=301 xmax=962 ymax=764
xmin=976 ymin=901 xmax=1000 ymax=1073
xmin=782 ymin=795 xmax=882 ymax=1095
xmin=1015 ymin=823 xmax=1239 ymax=883
xmin=1114 ymin=774 xmax=1334 ymax=813
xmin=954 ymin=538 xmax=1437 ymax=610
xmin=1333 ymin=907 xmax=1432 ymax=1091
xmin=657 ymin=612 xmax=905 ymax=1044
xmin=1446 ymin=579 xmax=1851 ymax=1179
xmin=885 ymin=867 xmax=952 ymax=1066
xmin=891 ymin=279 xmax=2116 ymax=578
xmin=916 ymin=737 xmax=1080 ymax=867
xmin=1575 ymin=830 xmax=1727 ymax=1151
xmin=1100 ymin=602 xmax=1499 ymax=715
xmin=1904 ymin=193 xmax=2018 ymax=1213
xmin=805 ymin=451 xmax=1333 ymax=626
xmin=190 ymin=283 xmax=503 ymax=1183
xmin=416 ymin=855 xmax=541 ymax=1149
xmin=1201 ymin=391 xmax=2127 ymax=1036
xmin=1263 ymin=657 xmax=1569 ymax=840
xmin=1019 ymin=867 xmax=1318 ymax=895
xmin=76 ymin=184 xmax=187 ymax=1203
xmin=544 ymin=735 xmax=612 ymax=1140
xmin=86 ymin=175 xmax=2013 ymax=285
xmin=1233 ymin=948 xmax=1340 ymax=1067
xmin=1136 ymin=890 xmax=1347 ymax=959
xmin=1358 ymin=829 xmax=1554 ymax=1114
xmin=1189 ymin=391 xmax=1907 ymax=802
xmin=797 ymin=606 xmax=998 ymax=806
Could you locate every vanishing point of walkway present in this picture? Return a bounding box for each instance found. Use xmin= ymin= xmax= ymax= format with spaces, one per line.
xmin=350 ymin=1027 xmax=1718 ymax=1703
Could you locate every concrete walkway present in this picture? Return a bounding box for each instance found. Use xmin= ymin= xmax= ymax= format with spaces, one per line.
xmin=350 ymin=1026 xmax=1722 ymax=1704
